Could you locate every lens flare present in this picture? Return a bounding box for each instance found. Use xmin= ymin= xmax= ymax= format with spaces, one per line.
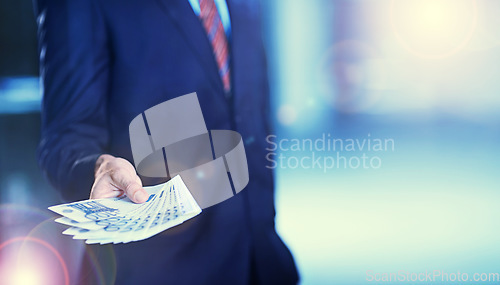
xmin=390 ymin=0 xmax=478 ymax=58
xmin=7 ymin=267 xmax=43 ymax=285
xmin=83 ymin=244 xmax=117 ymax=285
xmin=0 ymin=237 xmax=70 ymax=285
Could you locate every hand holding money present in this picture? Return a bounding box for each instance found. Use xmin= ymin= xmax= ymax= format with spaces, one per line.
xmin=49 ymin=175 xmax=202 ymax=244
xmin=90 ymin=154 xmax=148 ymax=203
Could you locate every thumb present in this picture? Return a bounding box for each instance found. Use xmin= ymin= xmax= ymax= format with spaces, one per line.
xmin=111 ymin=171 xmax=148 ymax=203
xmin=126 ymin=183 xmax=149 ymax=204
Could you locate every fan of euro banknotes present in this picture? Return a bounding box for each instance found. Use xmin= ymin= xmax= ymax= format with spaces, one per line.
xmin=48 ymin=175 xmax=202 ymax=244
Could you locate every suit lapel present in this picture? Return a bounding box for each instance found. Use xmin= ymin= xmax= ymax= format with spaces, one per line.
xmin=155 ymin=0 xmax=225 ymax=94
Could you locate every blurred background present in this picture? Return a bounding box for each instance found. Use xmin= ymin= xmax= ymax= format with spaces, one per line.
xmin=1 ymin=0 xmax=499 ymax=284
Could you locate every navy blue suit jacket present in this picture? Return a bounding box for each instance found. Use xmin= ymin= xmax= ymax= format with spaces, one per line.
xmin=35 ymin=0 xmax=298 ymax=284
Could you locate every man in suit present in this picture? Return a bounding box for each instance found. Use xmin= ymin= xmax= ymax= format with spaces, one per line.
xmin=35 ymin=0 xmax=299 ymax=284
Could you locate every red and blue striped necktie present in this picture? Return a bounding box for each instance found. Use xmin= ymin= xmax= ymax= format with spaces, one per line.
xmin=199 ymin=0 xmax=231 ymax=93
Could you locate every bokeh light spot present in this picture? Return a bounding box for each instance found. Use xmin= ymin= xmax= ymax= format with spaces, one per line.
xmin=277 ymin=105 xmax=297 ymax=126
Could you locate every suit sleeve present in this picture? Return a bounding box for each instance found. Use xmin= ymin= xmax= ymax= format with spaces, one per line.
xmin=35 ymin=0 xmax=110 ymax=201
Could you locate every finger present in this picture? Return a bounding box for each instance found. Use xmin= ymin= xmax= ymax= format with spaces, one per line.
xmin=96 ymin=189 xmax=124 ymax=199
xmin=90 ymin=176 xmax=121 ymax=199
xmin=110 ymin=170 xmax=148 ymax=203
